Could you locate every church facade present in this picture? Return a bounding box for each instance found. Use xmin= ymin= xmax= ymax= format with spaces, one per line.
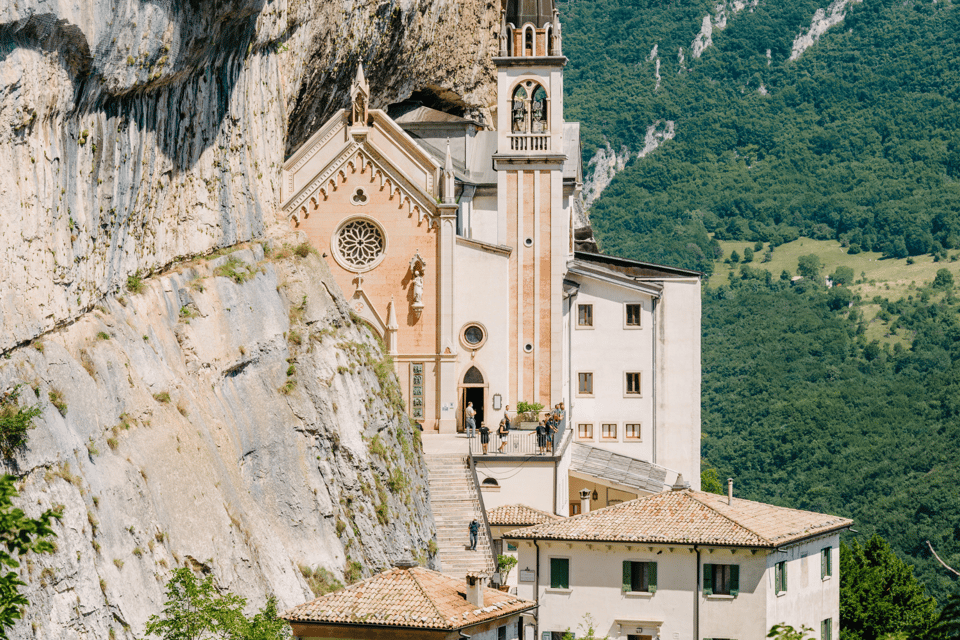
xmin=279 ymin=0 xmax=702 ymax=492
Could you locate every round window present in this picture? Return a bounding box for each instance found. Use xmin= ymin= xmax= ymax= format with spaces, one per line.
xmin=524 ymin=237 xmax=534 ymax=247
xmin=460 ymin=323 xmax=488 ymax=350
xmin=332 ymin=217 xmax=386 ymax=273
xmin=464 ymin=326 xmax=484 ymax=345
xmin=523 ymin=343 xmax=534 ymax=353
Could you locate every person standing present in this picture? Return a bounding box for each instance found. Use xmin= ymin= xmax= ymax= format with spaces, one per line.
xmin=465 ymin=401 xmax=477 ymax=438
xmin=536 ymin=419 xmax=547 ymax=455
xmin=497 ymin=417 xmax=509 ymax=453
xmin=468 ymin=519 xmax=479 ymax=550
xmin=479 ymin=421 xmax=490 ymax=454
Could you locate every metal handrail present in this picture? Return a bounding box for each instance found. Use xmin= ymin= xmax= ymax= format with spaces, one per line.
xmin=467 ymin=450 xmax=498 ymax=580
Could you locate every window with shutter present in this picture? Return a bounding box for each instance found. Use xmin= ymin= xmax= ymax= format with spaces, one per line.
xmin=703 ymin=563 xmax=713 ymax=596
xmin=775 ymin=561 xmax=787 ymax=593
xmin=550 ymin=558 xmax=569 ymax=589
xmin=822 ymin=547 xmax=832 ymax=579
xmin=730 ymin=564 xmax=739 ymax=597
xmin=622 ymin=561 xmax=657 ymax=593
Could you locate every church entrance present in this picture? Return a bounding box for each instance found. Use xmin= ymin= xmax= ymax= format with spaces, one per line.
xmin=460 ymin=366 xmax=486 ymax=433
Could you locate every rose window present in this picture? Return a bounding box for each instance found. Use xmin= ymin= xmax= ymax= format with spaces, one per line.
xmin=333 ymin=217 xmax=386 ymax=272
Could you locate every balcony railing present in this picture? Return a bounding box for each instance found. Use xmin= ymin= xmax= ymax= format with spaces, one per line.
xmin=509 ymin=134 xmax=550 ymax=152
xmin=469 ymin=415 xmax=567 ymax=457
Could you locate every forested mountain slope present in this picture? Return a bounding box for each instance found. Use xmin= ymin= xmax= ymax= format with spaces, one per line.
xmin=560 ymin=0 xmax=960 ymax=603
xmin=560 ymin=0 xmax=960 ymax=273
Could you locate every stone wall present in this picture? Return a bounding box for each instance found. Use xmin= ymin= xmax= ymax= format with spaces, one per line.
xmin=0 ymin=0 xmax=500 ymax=352
xmin=0 ymin=245 xmax=437 ymax=639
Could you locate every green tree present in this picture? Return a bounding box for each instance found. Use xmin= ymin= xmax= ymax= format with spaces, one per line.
xmin=933 ymin=269 xmax=954 ymax=290
xmin=729 ymin=250 xmax=741 ymax=264
xmin=700 ymin=464 xmax=724 ymax=495
xmin=830 ymin=266 xmax=855 ymax=286
xmin=840 ymin=536 xmax=938 ymax=640
xmin=144 ymin=568 xmax=290 ymax=640
xmin=797 ymin=255 xmax=823 ymax=281
xmin=768 ymin=624 xmax=813 ymax=639
xmin=743 ymin=247 xmax=755 ymax=263
xmin=0 ymin=475 xmax=61 ymax=637
xmin=0 ymin=386 xmax=42 ymax=459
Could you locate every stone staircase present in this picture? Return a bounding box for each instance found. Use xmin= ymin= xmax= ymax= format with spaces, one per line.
xmin=424 ymin=453 xmax=496 ymax=579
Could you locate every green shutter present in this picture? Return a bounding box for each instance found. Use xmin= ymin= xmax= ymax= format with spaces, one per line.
xmin=703 ymin=564 xmax=713 ymax=596
xmin=730 ymin=564 xmax=739 ymax=597
xmin=622 ymin=561 xmax=631 ymax=592
xmin=826 ymin=547 xmax=833 ymax=577
xmin=550 ymin=558 xmax=569 ymax=589
xmin=647 ymin=562 xmax=658 ymax=593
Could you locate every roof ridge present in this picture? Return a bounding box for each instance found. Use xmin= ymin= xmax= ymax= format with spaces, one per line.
xmin=684 ymin=490 xmax=771 ymax=545
xmin=406 ymin=567 xmax=455 ymax=624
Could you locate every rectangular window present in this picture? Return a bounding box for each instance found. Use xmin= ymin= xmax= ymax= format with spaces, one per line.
xmin=498 ymin=625 xmax=507 ymax=640
xmin=550 ymin=558 xmax=569 ymax=589
xmin=625 ymin=303 xmax=642 ymax=327
xmin=622 ymin=561 xmax=658 ymax=593
xmin=601 ymin=423 xmax=617 ymax=439
xmin=577 ymin=304 xmax=593 ymax=327
xmin=775 ymin=560 xmax=788 ymax=594
xmin=821 ymin=618 xmax=832 ymax=640
xmin=625 ymin=372 xmax=642 ymax=395
xmin=703 ymin=564 xmax=740 ymax=596
xmin=578 ymin=372 xmax=593 ymax=395
xmin=506 ymin=542 xmax=518 ymax=551
xmin=569 ymin=502 xmax=581 ymax=515
xmin=577 ymin=423 xmax=593 ymax=440
xmin=821 ymin=546 xmax=832 ymax=579
xmin=625 ymin=424 xmax=641 ymax=440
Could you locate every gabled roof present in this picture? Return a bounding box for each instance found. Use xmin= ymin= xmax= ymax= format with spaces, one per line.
xmin=394 ymin=105 xmax=480 ymax=127
xmin=504 ymin=490 xmax=852 ymax=548
xmin=488 ymin=504 xmax=563 ymax=527
xmin=570 ymin=443 xmax=668 ymax=494
xmin=282 ymin=566 xmax=535 ymax=630
xmin=573 ymin=251 xmax=703 ymax=279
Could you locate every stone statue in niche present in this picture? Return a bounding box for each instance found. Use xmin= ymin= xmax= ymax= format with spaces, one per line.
xmin=409 ymin=251 xmax=427 ymax=318
xmin=531 ymin=85 xmax=547 ymax=134
xmin=512 ymin=86 xmax=528 ymax=133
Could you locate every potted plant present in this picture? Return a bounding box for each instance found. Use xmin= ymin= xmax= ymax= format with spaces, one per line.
xmin=515 ymin=401 xmax=544 ymax=430
xmin=497 ymin=554 xmax=518 ymax=590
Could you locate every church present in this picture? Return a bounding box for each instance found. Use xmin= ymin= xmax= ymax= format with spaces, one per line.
xmin=279 ymin=0 xmax=702 ymax=504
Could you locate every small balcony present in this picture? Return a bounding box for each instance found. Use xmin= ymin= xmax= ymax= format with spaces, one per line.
xmin=509 ymin=134 xmax=551 ymax=152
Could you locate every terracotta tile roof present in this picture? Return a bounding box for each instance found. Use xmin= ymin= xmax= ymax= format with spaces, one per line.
xmin=504 ymin=490 xmax=852 ymax=548
xmin=488 ymin=504 xmax=563 ymax=527
xmin=282 ymin=567 xmax=535 ymax=630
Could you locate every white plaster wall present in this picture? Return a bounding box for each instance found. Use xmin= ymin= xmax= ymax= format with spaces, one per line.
xmin=515 ymin=540 xmax=698 ymax=640
xmin=471 ymin=191 xmax=501 ymax=244
xmin=568 ymin=279 xmax=655 ymax=461
xmin=765 ymin=536 xmax=842 ymax=639
xmin=476 ymin=461 xmax=555 ymax=513
xmin=514 ymin=539 xmax=838 ymax=640
xmin=654 ymin=278 xmax=702 ymax=488
xmin=453 ymin=243 xmax=511 ymax=430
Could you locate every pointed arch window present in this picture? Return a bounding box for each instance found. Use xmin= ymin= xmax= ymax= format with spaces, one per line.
xmin=464 ymin=366 xmax=484 ymax=384
xmin=512 ymin=85 xmax=528 ymax=133
xmin=531 ymin=84 xmax=548 ymax=133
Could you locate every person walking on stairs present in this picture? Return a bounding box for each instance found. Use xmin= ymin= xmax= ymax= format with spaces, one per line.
xmin=465 ymin=401 xmax=477 ymax=438
xmin=468 ymin=519 xmax=479 ymax=550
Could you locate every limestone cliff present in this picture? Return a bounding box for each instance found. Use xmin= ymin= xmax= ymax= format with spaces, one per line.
xmin=1 ymin=244 xmax=437 ymax=639
xmin=0 ymin=0 xmax=500 ymax=351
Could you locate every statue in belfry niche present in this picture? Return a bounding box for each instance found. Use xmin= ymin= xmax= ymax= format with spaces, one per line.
xmin=531 ymin=85 xmax=547 ymax=133
xmin=409 ymin=252 xmax=426 ymax=318
xmin=512 ymin=85 xmax=528 ymax=133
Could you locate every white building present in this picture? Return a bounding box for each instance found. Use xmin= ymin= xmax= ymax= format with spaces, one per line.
xmin=505 ymin=486 xmax=852 ymax=640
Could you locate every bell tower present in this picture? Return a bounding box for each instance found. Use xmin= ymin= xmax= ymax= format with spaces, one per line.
xmin=494 ymin=0 xmax=569 ymax=408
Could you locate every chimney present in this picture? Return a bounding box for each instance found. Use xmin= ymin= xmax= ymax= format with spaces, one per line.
xmin=670 ymin=473 xmax=690 ymax=491
xmin=727 ymin=478 xmax=733 ymax=506
xmin=465 ymin=573 xmax=485 ymax=607
xmin=579 ymin=488 xmax=591 ymax=514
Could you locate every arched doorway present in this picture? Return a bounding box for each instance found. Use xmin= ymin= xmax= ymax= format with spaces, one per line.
xmin=460 ymin=365 xmax=486 ymax=433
